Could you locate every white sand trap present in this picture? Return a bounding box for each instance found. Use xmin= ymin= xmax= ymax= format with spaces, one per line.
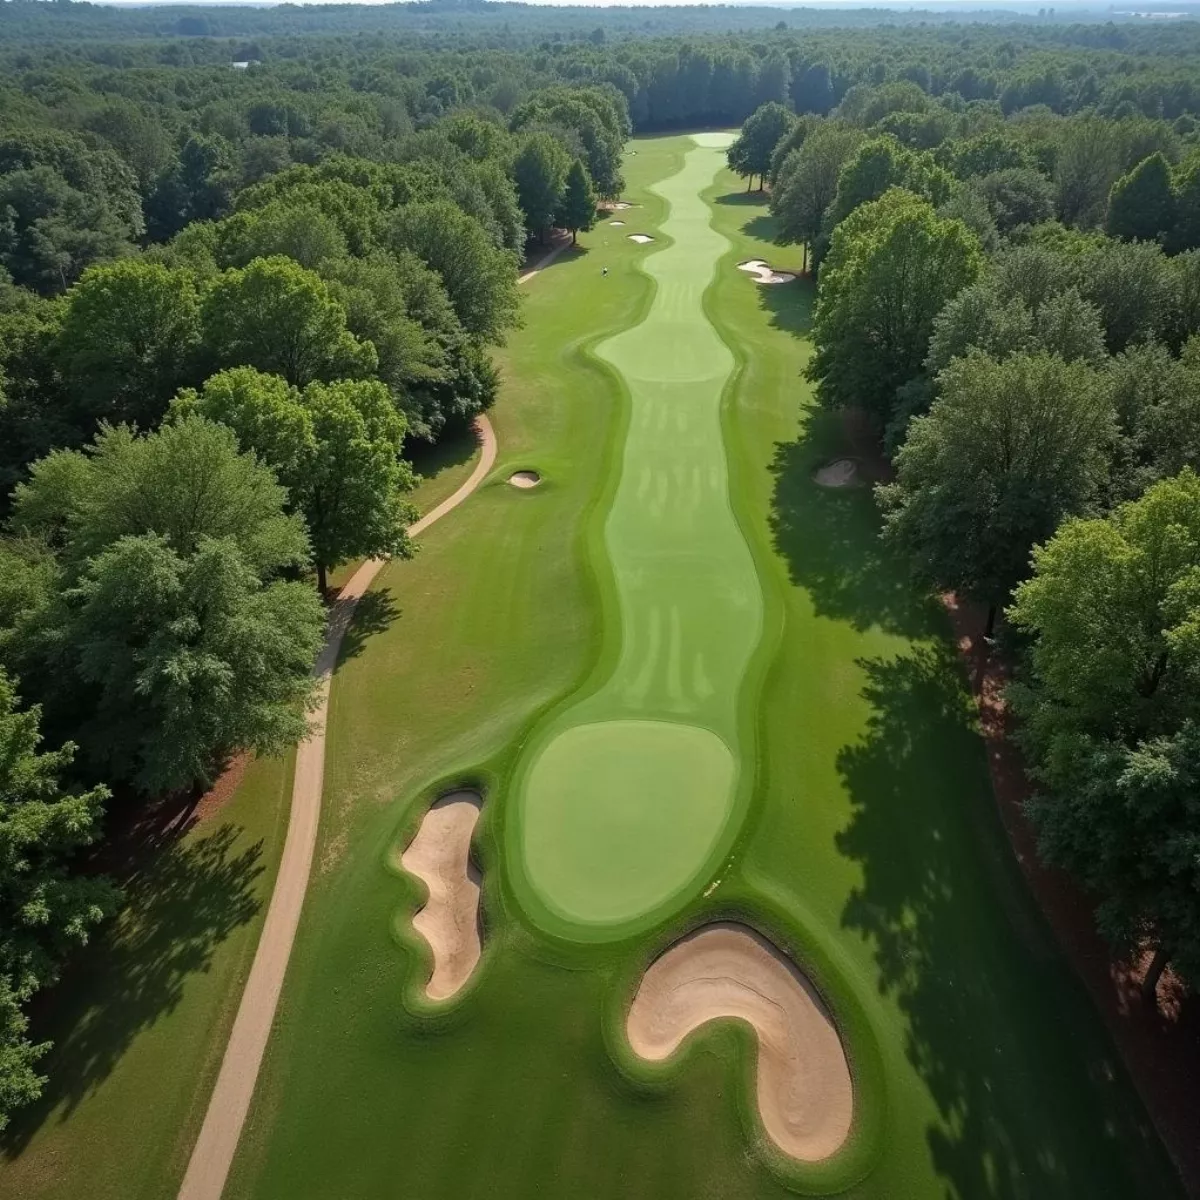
xmin=629 ymin=234 xmax=655 ymax=244
xmin=815 ymin=459 xmax=858 ymax=488
xmin=626 ymin=922 xmax=853 ymax=1162
xmin=737 ymin=259 xmax=797 ymax=285
xmin=509 ymin=470 xmax=541 ymax=489
xmin=609 ymin=220 xmax=626 ymax=226
xmin=399 ymin=791 xmax=483 ymax=1001
xmin=610 ymin=201 xmax=634 ymax=210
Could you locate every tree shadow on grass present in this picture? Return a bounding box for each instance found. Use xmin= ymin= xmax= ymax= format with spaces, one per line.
xmin=1 ymin=822 xmax=265 ymax=1157
xmin=755 ymin=274 xmax=814 ymax=340
xmin=768 ymin=407 xmax=933 ymax=638
xmin=713 ymin=189 xmax=768 ymax=206
xmin=407 ymin=422 xmax=478 ymax=474
xmin=836 ymin=647 xmax=1173 ymax=1199
xmin=337 ymin=586 xmax=400 ymax=665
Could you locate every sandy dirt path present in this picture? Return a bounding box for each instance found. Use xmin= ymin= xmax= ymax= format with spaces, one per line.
xmin=177 ymin=415 xmax=497 ymax=1200
xmin=398 ymin=791 xmax=484 ymax=1001
xmin=626 ymin=922 xmax=854 ymax=1163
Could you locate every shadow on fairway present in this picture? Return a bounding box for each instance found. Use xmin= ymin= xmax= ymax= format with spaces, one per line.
xmin=407 ymin=422 xmax=479 ymax=480
xmin=835 ymin=647 xmax=1174 ymax=1199
xmin=339 ymin=587 xmax=400 ymax=664
xmin=757 ymin=275 xmax=814 ymax=340
xmin=768 ymin=408 xmax=932 ymax=638
xmin=0 ymin=823 xmax=265 ymax=1157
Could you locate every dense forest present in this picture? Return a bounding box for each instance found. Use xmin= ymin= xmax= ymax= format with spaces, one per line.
xmin=1 ymin=0 xmax=1198 ymax=1135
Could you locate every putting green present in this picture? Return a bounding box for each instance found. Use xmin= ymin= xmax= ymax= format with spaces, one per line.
xmin=509 ymin=134 xmax=764 ymax=938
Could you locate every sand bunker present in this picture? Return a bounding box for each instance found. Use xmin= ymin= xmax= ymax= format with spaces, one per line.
xmin=626 ymin=922 xmax=853 ymax=1162
xmin=737 ymin=260 xmax=797 ymax=285
xmin=610 ymin=201 xmax=634 ymax=210
xmin=398 ymin=791 xmax=483 ymax=1001
xmin=814 ymin=459 xmax=858 ymax=488
xmin=609 ymin=220 xmax=626 ymax=226
xmin=628 ymin=234 xmax=655 ymax=244
xmin=509 ymin=470 xmax=541 ymax=489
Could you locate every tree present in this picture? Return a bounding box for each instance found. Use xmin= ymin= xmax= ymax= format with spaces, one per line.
xmin=0 ymin=669 xmax=117 ymax=1130
xmin=201 ymin=256 xmax=376 ymax=387
xmin=770 ymin=122 xmax=864 ymax=270
xmin=180 ymin=370 xmax=418 ymax=594
xmin=9 ymin=418 xmax=323 ymax=792
xmin=56 ymin=260 xmax=202 ymax=432
xmin=879 ymin=352 xmax=1115 ymax=633
xmin=11 ymin=416 xmax=311 ymax=579
xmin=386 ymin=202 xmax=520 ymax=345
xmin=727 ymin=102 xmax=795 ymax=191
xmin=1009 ymin=470 xmax=1200 ymax=995
xmin=59 ymin=533 xmax=324 ymax=793
xmin=971 ymin=167 xmax=1055 ymax=235
xmin=557 ymin=159 xmax=597 ymax=245
xmin=809 ymin=189 xmax=982 ymax=429
xmin=823 ymin=135 xmax=955 ymax=232
xmin=512 ymin=133 xmax=569 ymax=243
xmin=1076 ymin=238 xmax=1177 ymax=353
xmin=1107 ymin=153 xmax=1175 ymax=243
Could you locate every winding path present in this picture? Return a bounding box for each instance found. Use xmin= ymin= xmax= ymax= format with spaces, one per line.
xmin=175 ymin=390 xmax=514 ymax=1197
xmin=179 ymin=232 xmax=576 ymax=1200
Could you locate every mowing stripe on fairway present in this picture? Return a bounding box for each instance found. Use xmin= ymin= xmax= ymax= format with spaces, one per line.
xmin=510 ymin=134 xmax=765 ymax=937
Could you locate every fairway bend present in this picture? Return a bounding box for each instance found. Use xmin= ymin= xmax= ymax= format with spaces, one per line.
xmin=509 ymin=133 xmax=765 ymax=939
xmin=176 ymin=417 xmax=497 ymax=1200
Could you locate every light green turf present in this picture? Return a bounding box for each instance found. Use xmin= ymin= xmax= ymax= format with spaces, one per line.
xmin=512 ymin=136 xmax=764 ymax=936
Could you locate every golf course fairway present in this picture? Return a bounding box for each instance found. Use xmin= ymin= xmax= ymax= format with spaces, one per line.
xmin=509 ymin=133 xmax=763 ymax=938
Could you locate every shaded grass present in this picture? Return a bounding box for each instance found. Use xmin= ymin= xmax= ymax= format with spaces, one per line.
xmin=0 ymin=753 xmax=294 ymax=1200
xmin=222 ymin=143 xmax=1180 ymax=1200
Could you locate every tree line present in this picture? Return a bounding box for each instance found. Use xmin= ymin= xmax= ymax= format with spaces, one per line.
xmin=734 ymin=83 xmax=1200 ymax=1002
xmin=0 ymin=69 xmax=618 ymax=1129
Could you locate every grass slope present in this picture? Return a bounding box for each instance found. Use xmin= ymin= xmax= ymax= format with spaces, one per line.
xmin=223 ymin=134 xmax=1180 ymax=1199
xmin=0 ymin=428 xmax=481 ymax=1200
xmin=0 ymin=754 xmax=294 ymax=1200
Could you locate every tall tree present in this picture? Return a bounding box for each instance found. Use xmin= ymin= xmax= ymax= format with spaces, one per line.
xmin=180 ymin=369 xmax=418 ymax=594
xmin=9 ymin=418 xmax=323 ymax=792
xmin=557 ymin=158 xmax=597 ymax=245
xmin=56 ymin=260 xmax=202 ymax=432
xmin=1107 ymin=153 xmax=1175 ymax=244
xmin=0 ymin=670 xmax=117 ymax=1131
xmin=727 ymin=102 xmax=795 ymax=191
xmin=769 ymin=122 xmax=864 ymax=270
xmin=1009 ymin=470 xmax=1200 ymax=996
xmin=809 ymin=188 xmax=981 ymax=429
xmin=879 ymin=352 xmax=1115 ymax=633
xmin=511 ymin=133 xmax=570 ymax=244
xmin=201 ymin=256 xmax=376 ymax=387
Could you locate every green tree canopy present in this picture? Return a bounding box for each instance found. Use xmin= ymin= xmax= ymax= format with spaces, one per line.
xmin=56 ymin=259 xmax=202 ymax=432
xmin=557 ymin=158 xmax=597 ymax=245
xmin=201 ymin=256 xmax=376 ymax=387
xmin=1107 ymin=152 xmax=1175 ymax=244
xmin=727 ymin=101 xmax=795 ymax=190
xmin=512 ymin=132 xmax=570 ymax=243
xmin=1009 ymin=470 xmax=1200 ymax=992
xmin=809 ymin=188 xmax=982 ymax=428
xmin=880 ymin=351 xmax=1115 ymax=629
xmin=179 ymin=369 xmax=417 ymax=593
xmin=0 ymin=669 xmax=117 ymax=1130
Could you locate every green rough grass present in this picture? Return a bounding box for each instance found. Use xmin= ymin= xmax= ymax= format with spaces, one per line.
xmin=236 ymin=134 xmax=1183 ymax=1198
xmin=0 ymin=752 xmax=294 ymax=1200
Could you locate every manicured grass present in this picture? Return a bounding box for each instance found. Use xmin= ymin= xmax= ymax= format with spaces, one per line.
xmin=0 ymin=753 xmax=294 ymax=1200
xmin=509 ymin=135 xmax=764 ymax=939
xmin=218 ymin=133 xmax=1181 ymax=1199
